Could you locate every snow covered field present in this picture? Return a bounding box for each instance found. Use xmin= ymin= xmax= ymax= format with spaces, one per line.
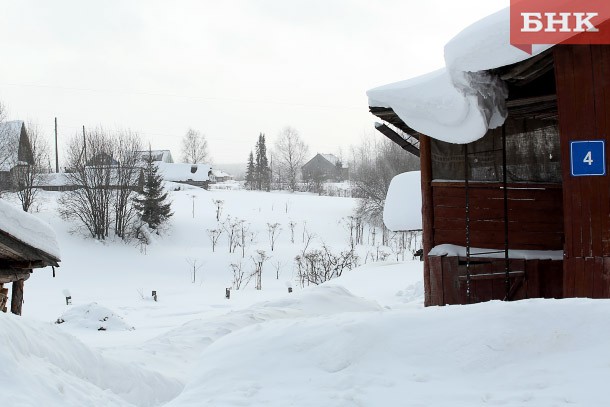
xmin=2 ymin=186 xmax=610 ymax=406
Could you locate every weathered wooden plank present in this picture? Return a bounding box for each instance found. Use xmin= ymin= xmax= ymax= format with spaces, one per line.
xmin=554 ymin=45 xmax=577 ymax=258
xmin=583 ymin=257 xmax=596 ymax=298
xmin=572 ymin=257 xmax=587 ymax=297
xmin=602 ymin=257 xmax=610 ymax=299
xmin=10 ymin=279 xmax=24 ymax=316
xmin=525 ymin=259 xmax=540 ymax=298
xmin=434 ymin=205 xmax=563 ymax=224
xmin=434 ymin=218 xmax=563 ymax=234
xmin=563 ymin=257 xmax=576 ymax=298
xmin=420 ymin=135 xmax=434 ymax=307
xmin=592 ymin=257 xmax=605 ymax=299
xmin=428 ymin=255 xmax=444 ymax=306
xmin=441 ymin=256 xmax=458 ymax=305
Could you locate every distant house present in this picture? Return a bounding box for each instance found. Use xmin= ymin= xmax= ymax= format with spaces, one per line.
xmin=210 ymin=169 xmax=233 ymax=183
xmin=301 ymin=153 xmax=348 ymax=182
xmin=86 ymin=152 xmax=119 ymax=167
xmin=0 ymin=121 xmax=34 ymax=191
xmin=156 ymin=162 xmax=211 ymax=189
xmin=136 ymin=149 xmax=174 ymax=165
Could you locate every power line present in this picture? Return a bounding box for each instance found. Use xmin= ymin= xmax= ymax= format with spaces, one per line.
xmin=0 ymin=82 xmax=362 ymax=110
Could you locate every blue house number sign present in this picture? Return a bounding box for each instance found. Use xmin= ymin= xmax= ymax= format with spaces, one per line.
xmin=570 ymin=140 xmax=606 ymax=177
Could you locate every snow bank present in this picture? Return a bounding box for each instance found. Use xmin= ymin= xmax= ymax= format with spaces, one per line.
xmin=0 ymin=313 xmax=180 ymax=407
xmin=367 ymin=7 xmax=550 ymax=144
xmin=0 ymin=198 xmax=60 ymax=259
xmin=105 ymin=285 xmax=383 ymax=383
xmin=383 ymin=171 xmax=422 ymax=231
xmin=167 ymin=298 xmax=610 ymax=406
xmin=56 ymin=303 xmax=135 ymax=331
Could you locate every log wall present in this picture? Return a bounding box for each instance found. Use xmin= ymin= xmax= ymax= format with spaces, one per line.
xmin=555 ymin=45 xmax=610 ymax=298
xmin=431 ymin=182 xmax=564 ymax=251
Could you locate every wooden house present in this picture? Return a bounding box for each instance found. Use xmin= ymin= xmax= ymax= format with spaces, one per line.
xmin=0 ymin=199 xmax=60 ymax=315
xmin=368 ymin=9 xmax=610 ymax=305
xmin=302 ymin=153 xmax=348 ymax=182
xmin=0 ymin=121 xmax=34 ymax=191
xmin=136 ymin=149 xmax=174 ymax=165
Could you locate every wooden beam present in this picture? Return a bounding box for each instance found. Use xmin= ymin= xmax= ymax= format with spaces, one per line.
xmin=11 ymin=279 xmax=24 ymax=315
xmin=0 ymin=271 xmax=31 ymax=284
xmin=375 ymin=123 xmax=420 ymax=157
xmin=420 ymin=135 xmax=434 ymax=306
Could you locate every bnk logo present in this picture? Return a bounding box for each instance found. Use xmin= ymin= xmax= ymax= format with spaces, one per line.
xmin=510 ymin=0 xmax=610 ymax=53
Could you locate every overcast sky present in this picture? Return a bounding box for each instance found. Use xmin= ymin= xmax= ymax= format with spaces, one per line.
xmin=0 ymin=0 xmax=507 ymax=165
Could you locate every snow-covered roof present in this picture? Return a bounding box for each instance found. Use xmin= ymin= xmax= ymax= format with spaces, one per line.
xmin=156 ymin=162 xmax=211 ymax=182
xmin=0 ymin=199 xmax=60 ymax=261
xmin=0 ymin=120 xmax=25 ymax=171
xmin=320 ymin=153 xmax=339 ymax=165
xmin=137 ymin=150 xmax=173 ymax=164
xmin=383 ymin=171 xmax=422 ymax=232
xmin=367 ymin=8 xmax=553 ymax=144
xmin=211 ymin=169 xmax=231 ymax=178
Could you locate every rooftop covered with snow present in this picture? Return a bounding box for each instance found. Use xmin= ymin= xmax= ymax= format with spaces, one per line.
xmin=156 ymin=162 xmax=211 ymax=182
xmin=0 ymin=199 xmax=60 ymax=266
xmin=367 ymin=7 xmax=557 ymax=144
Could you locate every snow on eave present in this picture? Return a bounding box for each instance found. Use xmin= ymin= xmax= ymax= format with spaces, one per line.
xmin=367 ymin=7 xmax=552 ymax=145
xmin=0 ymin=199 xmax=60 ymax=262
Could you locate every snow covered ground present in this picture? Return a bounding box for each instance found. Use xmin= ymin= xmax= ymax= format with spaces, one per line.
xmin=1 ymin=186 xmax=610 ymax=406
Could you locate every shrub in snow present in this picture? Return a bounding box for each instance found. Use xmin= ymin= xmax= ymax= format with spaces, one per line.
xmin=295 ymin=245 xmax=359 ymax=287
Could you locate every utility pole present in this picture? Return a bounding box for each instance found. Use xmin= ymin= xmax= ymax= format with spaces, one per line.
xmin=82 ymin=125 xmax=87 ymax=162
xmin=54 ymin=117 xmax=59 ymax=173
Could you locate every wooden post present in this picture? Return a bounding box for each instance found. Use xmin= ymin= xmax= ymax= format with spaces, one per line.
xmin=419 ymin=135 xmax=435 ymax=306
xmin=11 ymin=279 xmax=24 ymax=315
xmin=0 ymin=284 xmax=8 ymax=313
xmin=54 ymin=117 xmax=59 ymax=173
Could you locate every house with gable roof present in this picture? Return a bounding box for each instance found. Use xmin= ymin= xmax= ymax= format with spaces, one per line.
xmin=0 ymin=121 xmax=34 ymax=191
xmin=302 ymin=153 xmax=348 ymax=183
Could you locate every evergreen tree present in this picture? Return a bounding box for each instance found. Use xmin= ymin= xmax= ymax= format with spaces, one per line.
xmin=255 ymin=133 xmax=270 ymax=191
xmin=245 ymin=150 xmax=255 ymax=190
xmin=135 ymin=149 xmax=173 ymax=232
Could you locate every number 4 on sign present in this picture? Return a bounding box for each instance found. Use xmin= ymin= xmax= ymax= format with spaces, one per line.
xmin=583 ymin=151 xmax=593 ymax=166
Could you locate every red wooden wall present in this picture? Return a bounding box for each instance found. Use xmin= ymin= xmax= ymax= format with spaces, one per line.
xmin=431 ymin=182 xmax=563 ymax=251
xmin=555 ymin=45 xmax=610 ymax=298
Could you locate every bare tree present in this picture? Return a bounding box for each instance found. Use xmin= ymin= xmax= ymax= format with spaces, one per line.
xmin=230 ymin=261 xmax=246 ymax=289
xmin=59 ymin=128 xmax=115 ymax=239
xmin=350 ymin=136 xmax=419 ymax=233
xmin=181 ymin=128 xmax=209 ymax=164
xmin=58 ymin=128 xmax=142 ymax=240
xmin=186 ymin=258 xmax=204 ymax=283
xmin=207 ymin=228 xmax=223 ymax=252
xmin=273 ymin=126 xmax=309 ymax=192
xmin=251 ymin=250 xmax=269 ymax=290
xmin=212 ymin=199 xmax=224 ymax=221
xmin=222 ymin=216 xmax=241 ymax=253
xmin=288 ymin=221 xmax=297 ymax=243
xmin=113 ymin=130 xmax=142 ymax=238
xmin=267 ymin=222 xmax=281 ymax=251
xmin=13 ymin=122 xmax=51 ymax=212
